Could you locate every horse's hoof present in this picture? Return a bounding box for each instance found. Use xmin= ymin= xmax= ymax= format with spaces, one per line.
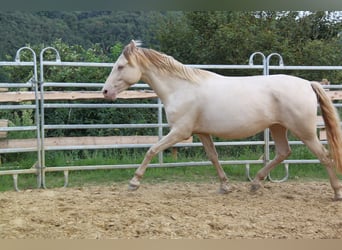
xmin=250 ymin=182 xmax=262 ymax=193
xmin=128 ymin=179 xmax=140 ymax=191
xmin=333 ymin=193 xmax=342 ymax=201
xmin=219 ymin=183 xmax=232 ymax=194
xmin=128 ymin=183 xmax=140 ymax=191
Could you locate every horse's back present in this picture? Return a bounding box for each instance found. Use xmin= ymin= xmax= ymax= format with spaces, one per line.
xmin=193 ymin=74 xmax=318 ymax=138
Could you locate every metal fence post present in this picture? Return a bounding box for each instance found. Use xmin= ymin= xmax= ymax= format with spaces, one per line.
xmin=247 ymin=52 xmax=268 ymax=178
xmin=157 ymin=98 xmax=164 ymax=165
xmin=265 ymin=53 xmax=289 ymax=182
xmin=39 ymin=47 xmax=61 ymax=188
xmin=0 ymin=47 xmax=41 ymax=190
xmin=16 ymin=47 xmax=42 ymax=188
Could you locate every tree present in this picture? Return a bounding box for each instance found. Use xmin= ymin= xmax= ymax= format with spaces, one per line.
xmin=157 ymin=11 xmax=342 ymax=81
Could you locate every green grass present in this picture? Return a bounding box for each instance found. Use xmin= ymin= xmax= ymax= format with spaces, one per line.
xmin=0 ymin=144 xmax=340 ymax=192
xmin=0 ymin=162 xmax=333 ymax=192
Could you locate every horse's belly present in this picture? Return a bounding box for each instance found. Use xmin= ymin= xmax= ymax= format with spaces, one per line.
xmin=194 ymin=115 xmax=269 ymax=139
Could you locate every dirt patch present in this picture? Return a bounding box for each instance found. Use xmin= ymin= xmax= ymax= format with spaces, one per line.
xmin=0 ymin=181 xmax=342 ymax=239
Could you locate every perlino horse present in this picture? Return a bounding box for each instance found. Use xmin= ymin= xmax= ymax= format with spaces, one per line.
xmin=102 ymin=40 xmax=342 ymax=200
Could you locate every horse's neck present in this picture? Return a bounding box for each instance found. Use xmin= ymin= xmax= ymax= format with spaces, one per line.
xmin=141 ymin=72 xmax=181 ymax=102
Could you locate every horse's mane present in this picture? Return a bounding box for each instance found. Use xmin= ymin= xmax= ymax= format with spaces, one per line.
xmin=123 ymin=43 xmax=209 ymax=83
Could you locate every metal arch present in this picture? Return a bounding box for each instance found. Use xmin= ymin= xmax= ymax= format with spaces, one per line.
xmin=268 ymin=163 xmax=289 ymax=183
xmin=15 ymin=46 xmax=37 ymax=63
xmin=39 ymin=46 xmax=61 ymax=62
xmin=248 ymin=52 xmax=266 ymax=75
xmin=245 ymin=164 xmax=254 ymax=182
xmin=245 ymin=163 xmax=268 ymax=182
xmin=15 ymin=47 xmax=38 ymax=86
xmin=245 ymin=163 xmax=289 ymax=183
xmin=265 ymin=53 xmax=284 ymax=75
xmin=39 ymin=47 xmax=61 ymax=83
xmin=41 ymin=170 xmax=69 ymax=189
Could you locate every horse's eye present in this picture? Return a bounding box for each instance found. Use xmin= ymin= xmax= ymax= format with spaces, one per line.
xmin=118 ymin=65 xmax=124 ymax=70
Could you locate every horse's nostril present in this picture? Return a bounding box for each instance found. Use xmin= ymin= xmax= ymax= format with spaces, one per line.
xmin=103 ymin=89 xmax=108 ymax=95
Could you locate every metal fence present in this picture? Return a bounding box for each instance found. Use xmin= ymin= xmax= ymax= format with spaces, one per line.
xmin=0 ymin=47 xmax=41 ymax=190
xmin=1 ymin=47 xmax=342 ymax=190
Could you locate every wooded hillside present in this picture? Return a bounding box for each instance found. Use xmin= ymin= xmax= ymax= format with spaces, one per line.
xmin=0 ymin=11 xmax=163 ymax=60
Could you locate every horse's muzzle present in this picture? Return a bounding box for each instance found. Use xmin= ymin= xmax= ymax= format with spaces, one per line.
xmin=102 ymin=89 xmax=116 ymax=101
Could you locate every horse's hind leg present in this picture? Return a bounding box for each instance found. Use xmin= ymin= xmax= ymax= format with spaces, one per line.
xmin=251 ymin=124 xmax=291 ymax=192
xmin=198 ymin=134 xmax=231 ymax=193
xmin=301 ymin=136 xmax=342 ymax=200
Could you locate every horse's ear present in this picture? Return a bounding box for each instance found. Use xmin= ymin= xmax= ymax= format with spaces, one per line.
xmin=124 ymin=40 xmax=137 ymax=59
xmin=131 ymin=40 xmax=142 ymax=47
xmin=130 ymin=40 xmax=136 ymax=47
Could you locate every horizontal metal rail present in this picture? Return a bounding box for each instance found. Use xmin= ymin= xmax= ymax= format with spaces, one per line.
xmin=0 ymin=126 xmax=38 ymax=132
xmin=0 ymin=105 xmax=37 ymax=110
xmin=0 ymin=83 xmax=34 ymax=88
xmin=43 ymin=103 xmax=161 ymax=109
xmin=43 ymin=82 xmax=149 ymax=88
xmin=40 ymin=61 xmax=265 ymax=70
xmin=0 ymin=147 xmax=38 ymax=153
xmin=269 ymin=65 xmax=342 ymax=71
xmin=0 ymin=62 xmax=35 ymax=66
xmin=42 ymin=123 xmax=168 ymax=130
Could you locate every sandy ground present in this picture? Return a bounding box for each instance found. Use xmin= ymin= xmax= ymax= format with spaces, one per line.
xmin=0 ymin=181 xmax=342 ymax=239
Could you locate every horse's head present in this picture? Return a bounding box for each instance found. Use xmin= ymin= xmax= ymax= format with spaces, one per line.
xmin=102 ymin=40 xmax=142 ymax=100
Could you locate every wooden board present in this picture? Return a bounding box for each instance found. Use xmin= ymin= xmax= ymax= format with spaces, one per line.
xmin=325 ymin=90 xmax=342 ymax=100
xmin=316 ymin=116 xmax=325 ymax=128
xmin=319 ymin=130 xmax=327 ymax=141
xmin=2 ymin=89 xmax=342 ymax=103
xmin=0 ymin=136 xmax=193 ymax=149
xmin=316 ymin=116 xmax=327 ymax=140
xmin=0 ymin=90 xmax=157 ymax=102
xmin=0 ymin=119 xmax=8 ymax=138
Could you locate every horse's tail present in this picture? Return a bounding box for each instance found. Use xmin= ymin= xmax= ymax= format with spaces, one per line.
xmin=311 ymin=81 xmax=342 ymax=173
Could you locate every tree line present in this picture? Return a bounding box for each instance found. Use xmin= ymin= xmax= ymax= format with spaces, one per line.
xmin=0 ymin=11 xmax=162 ymax=60
xmin=1 ymin=11 xmax=341 ymax=79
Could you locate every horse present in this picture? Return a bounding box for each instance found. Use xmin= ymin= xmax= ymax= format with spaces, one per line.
xmin=102 ymin=40 xmax=342 ymax=200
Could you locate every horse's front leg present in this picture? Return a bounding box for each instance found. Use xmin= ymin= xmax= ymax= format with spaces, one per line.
xmin=129 ymin=129 xmax=190 ymax=190
xmin=197 ymin=134 xmax=231 ymax=194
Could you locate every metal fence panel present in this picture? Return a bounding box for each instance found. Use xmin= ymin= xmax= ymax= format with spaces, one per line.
xmin=1 ymin=47 xmax=341 ymax=190
xmin=0 ymin=47 xmax=41 ymax=191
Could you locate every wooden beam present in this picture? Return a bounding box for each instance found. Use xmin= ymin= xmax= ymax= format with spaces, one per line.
xmin=2 ymin=89 xmax=342 ymax=103
xmin=319 ymin=130 xmax=327 ymax=141
xmin=0 ymin=136 xmax=193 ymax=149
xmin=325 ymin=90 xmax=342 ymax=101
xmin=0 ymin=90 xmax=157 ymax=103
xmin=0 ymin=119 xmax=8 ymax=138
